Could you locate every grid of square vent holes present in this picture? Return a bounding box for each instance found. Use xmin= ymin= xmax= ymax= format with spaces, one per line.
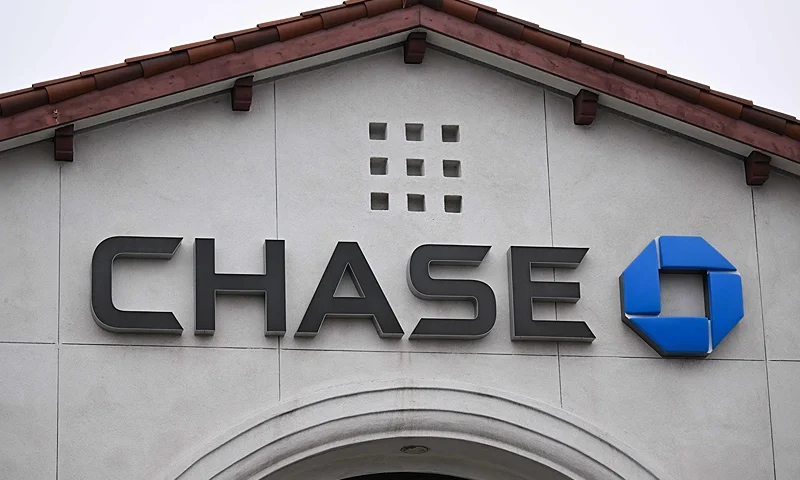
xmin=369 ymin=122 xmax=462 ymax=213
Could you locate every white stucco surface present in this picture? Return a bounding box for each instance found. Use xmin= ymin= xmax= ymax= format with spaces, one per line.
xmin=57 ymin=344 xmax=279 ymax=479
xmin=0 ymin=143 xmax=60 ymax=343
xmin=769 ymin=361 xmax=800 ymax=480
xmin=561 ymin=356 xmax=774 ymax=480
xmin=0 ymin=46 xmax=796 ymax=480
xmin=0 ymin=344 xmax=57 ymax=479
xmin=753 ymin=172 xmax=800 ymax=361
xmin=59 ymin=84 xmax=277 ymax=348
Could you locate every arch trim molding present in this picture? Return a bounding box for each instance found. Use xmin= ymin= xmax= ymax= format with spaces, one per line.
xmin=163 ymin=380 xmax=674 ymax=480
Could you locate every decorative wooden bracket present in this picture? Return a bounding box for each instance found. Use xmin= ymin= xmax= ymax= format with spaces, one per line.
xmin=745 ymin=151 xmax=771 ymax=185
xmin=231 ymin=76 xmax=254 ymax=112
xmin=54 ymin=124 xmax=74 ymax=162
xmin=404 ymin=32 xmax=427 ymax=64
xmin=573 ymin=89 xmax=599 ymax=125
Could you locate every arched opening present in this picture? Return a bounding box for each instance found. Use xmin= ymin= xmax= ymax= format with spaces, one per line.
xmin=165 ymin=380 xmax=671 ymax=480
xmin=344 ymin=475 xmax=467 ymax=480
xmin=261 ymin=437 xmax=570 ymax=480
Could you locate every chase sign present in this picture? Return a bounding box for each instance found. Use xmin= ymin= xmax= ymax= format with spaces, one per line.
xmin=90 ymin=234 xmax=744 ymax=358
xmin=620 ymin=236 xmax=744 ymax=357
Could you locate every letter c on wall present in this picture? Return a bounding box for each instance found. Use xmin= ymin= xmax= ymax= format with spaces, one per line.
xmin=91 ymin=236 xmax=184 ymax=333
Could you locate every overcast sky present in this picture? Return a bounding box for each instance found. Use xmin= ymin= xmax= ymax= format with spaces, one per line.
xmin=2 ymin=0 xmax=797 ymax=117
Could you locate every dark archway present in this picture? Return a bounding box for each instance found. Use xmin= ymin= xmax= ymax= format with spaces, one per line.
xmin=345 ymin=475 xmax=467 ymax=480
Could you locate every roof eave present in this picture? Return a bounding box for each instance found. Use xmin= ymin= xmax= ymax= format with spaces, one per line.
xmin=1 ymin=4 xmax=799 ymax=176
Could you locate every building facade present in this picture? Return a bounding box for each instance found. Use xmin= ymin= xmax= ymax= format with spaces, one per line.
xmin=1 ymin=2 xmax=799 ymax=479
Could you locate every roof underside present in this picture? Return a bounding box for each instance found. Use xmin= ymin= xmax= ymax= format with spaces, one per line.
xmin=1 ymin=0 xmax=799 ymax=169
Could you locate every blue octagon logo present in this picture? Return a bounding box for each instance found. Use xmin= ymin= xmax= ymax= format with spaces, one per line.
xmin=620 ymin=236 xmax=743 ymax=357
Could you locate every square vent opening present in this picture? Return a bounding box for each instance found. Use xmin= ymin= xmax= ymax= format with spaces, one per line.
xmin=444 ymin=195 xmax=462 ymax=213
xmin=407 ymin=194 xmax=425 ymax=212
xmin=369 ymin=122 xmax=387 ymax=140
xmin=371 ymin=192 xmax=389 ymax=211
xmin=370 ymin=157 xmax=388 ymax=175
xmin=443 ymin=160 xmax=461 ymax=177
xmin=406 ymin=158 xmax=425 ymax=176
xmin=442 ymin=125 xmax=460 ymax=142
xmin=405 ymin=123 xmax=424 ymax=141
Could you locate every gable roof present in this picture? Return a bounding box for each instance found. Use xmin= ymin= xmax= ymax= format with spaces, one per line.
xmin=1 ymin=0 xmax=799 ymax=167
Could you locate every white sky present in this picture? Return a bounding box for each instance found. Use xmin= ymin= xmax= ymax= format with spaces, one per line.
xmin=1 ymin=0 xmax=797 ymax=117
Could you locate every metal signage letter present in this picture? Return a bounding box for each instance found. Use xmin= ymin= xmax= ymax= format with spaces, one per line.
xmin=296 ymin=242 xmax=403 ymax=338
xmin=91 ymin=236 xmax=184 ymax=333
xmin=407 ymin=244 xmax=496 ymax=339
xmin=507 ymin=246 xmax=595 ymax=342
xmin=195 ymin=238 xmax=286 ymax=336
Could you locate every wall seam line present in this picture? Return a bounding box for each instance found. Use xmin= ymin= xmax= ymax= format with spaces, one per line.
xmin=542 ymin=90 xmax=563 ymax=409
xmin=751 ymin=187 xmax=777 ymax=480
xmin=0 ymin=340 xmax=56 ymax=345
xmin=274 ymin=81 xmax=281 ymax=402
xmin=48 ymin=341 xmax=771 ymax=361
xmin=55 ymin=163 xmax=62 ymax=480
xmin=273 ymin=82 xmax=279 ymax=238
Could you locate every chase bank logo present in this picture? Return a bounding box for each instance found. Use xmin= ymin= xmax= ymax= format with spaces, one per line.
xmin=620 ymin=236 xmax=744 ymax=357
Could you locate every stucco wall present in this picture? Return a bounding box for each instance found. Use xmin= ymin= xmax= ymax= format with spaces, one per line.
xmin=0 ymin=48 xmax=797 ymax=479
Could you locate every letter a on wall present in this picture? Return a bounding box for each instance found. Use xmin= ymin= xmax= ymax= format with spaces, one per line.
xmin=296 ymin=242 xmax=404 ymax=338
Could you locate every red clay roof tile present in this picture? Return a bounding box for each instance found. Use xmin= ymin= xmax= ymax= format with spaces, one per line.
xmin=582 ymin=43 xmax=624 ymax=60
xmin=752 ymin=104 xmax=796 ymax=122
xmin=32 ymin=74 xmax=82 ymax=89
xmin=94 ymin=64 xmax=144 ymax=90
xmin=187 ymin=38 xmax=234 ymax=64
xmin=232 ymin=28 xmax=280 ymax=52
xmin=0 ymin=88 xmax=48 ymax=117
xmin=214 ymin=27 xmax=261 ymax=40
xmin=80 ymin=62 xmax=129 ymax=76
xmin=188 ymin=40 xmax=235 ymax=64
xmin=460 ymin=0 xmax=496 ymax=12
xmin=45 ymin=77 xmax=96 ymax=103
xmin=276 ymin=16 xmax=324 ymax=41
xmin=495 ymin=11 xmax=538 ymax=29
xmin=522 ymin=28 xmax=571 ymax=56
xmin=140 ymin=51 xmax=190 ymax=77
xmin=364 ymin=0 xmax=403 ymax=17
xmin=441 ymin=0 xmax=479 ymax=23
xmin=170 ymin=39 xmax=216 ymax=52
xmin=611 ymin=61 xmax=658 ymax=88
xmin=124 ymin=51 xmax=172 ymax=63
xmin=698 ymin=91 xmax=743 ymax=119
xmin=257 ymin=15 xmax=303 ymax=29
xmin=663 ymin=72 xmax=710 ymax=91
xmin=655 ymin=75 xmax=701 ymax=104
xmin=475 ymin=10 xmax=523 ymax=40
xmin=786 ymin=122 xmax=800 ymax=141
xmin=0 ymin=86 xmax=34 ymax=100
xmin=536 ymin=26 xmax=581 ymax=45
xmin=622 ymin=58 xmax=667 ymax=75
xmin=740 ymin=106 xmax=787 ymax=135
xmin=711 ymin=89 xmax=753 ymax=106
xmin=568 ymin=45 xmax=615 ymax=72
xmin=301 ymin=5 xmax=346 ymax=16
xmin=320 ymin=4 xmax=368 ymax=29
